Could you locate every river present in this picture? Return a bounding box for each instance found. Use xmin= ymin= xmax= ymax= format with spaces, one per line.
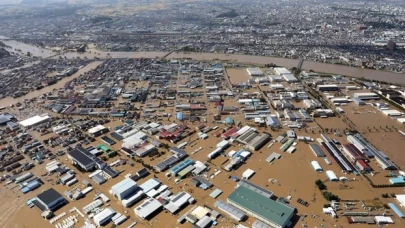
xmin=0 ymin=61 xmax=102 ymax=107
xmin=1 ymin=38 xmax=405 ymax=84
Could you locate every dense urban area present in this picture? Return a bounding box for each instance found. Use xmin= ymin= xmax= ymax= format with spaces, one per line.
xmin=2 ymin=1 xmax=405 ymax=228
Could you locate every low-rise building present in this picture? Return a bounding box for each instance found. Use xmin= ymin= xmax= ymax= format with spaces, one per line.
xmin=227 ymin=185 xmax=295 ymax=228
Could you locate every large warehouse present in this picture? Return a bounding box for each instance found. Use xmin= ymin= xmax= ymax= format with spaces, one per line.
xmin=247 ymin=67 xmax=265 ymax=77
xmin=34 ymin=188 xmax=67 ymax=212
xmin=19 ymin=114 xmax=51 ymax=128
xmin=317 ymin=84 xmax=339 ymax=92
xmin=110 ymin=178 xmax=138 ymax=201
xmin=227 ymin=185 xmax=295 ymax=228
xmin=353 ymin=92 xmax=379 ymax=100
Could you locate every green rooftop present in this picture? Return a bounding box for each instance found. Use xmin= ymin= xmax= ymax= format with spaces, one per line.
xmin=227 ymin=185 xmax=295 ymax=227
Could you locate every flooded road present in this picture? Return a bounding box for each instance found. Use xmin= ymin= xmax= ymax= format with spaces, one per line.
xmin=1 ymin=38 xmax=405 ymax=84
xmin=0 ymin=61 xmax=102 ymax=106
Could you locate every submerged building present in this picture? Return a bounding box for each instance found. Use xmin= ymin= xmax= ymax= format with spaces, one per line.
xmin=227 ymin=185 xmax=295 ymax=228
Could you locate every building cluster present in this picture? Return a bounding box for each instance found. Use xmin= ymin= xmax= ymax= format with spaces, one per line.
xmin=2 ymin=0 xmax=405 ymax=72
xmin=0 ymin=59 xmax=86 ymax=99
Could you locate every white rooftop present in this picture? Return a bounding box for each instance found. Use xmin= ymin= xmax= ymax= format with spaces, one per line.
xmin=19 ymin=114 xmax=50 ymax=127
xmin=88 ymin=125 xmax=106 ymax=134
xmin=242 ymin=168 xmax=255 ymax=179
xmin=134 ymin=198 xmax=162 ymax=219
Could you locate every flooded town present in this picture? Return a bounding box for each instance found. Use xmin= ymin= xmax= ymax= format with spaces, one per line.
xmin=1 ymin=1 xmax=405 ymax=228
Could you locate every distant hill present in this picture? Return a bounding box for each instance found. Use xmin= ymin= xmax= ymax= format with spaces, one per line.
xmin=0 ymin=48 xmax=10 ymax=59
xmin=216 ymin=10 xmax=239 ymax=18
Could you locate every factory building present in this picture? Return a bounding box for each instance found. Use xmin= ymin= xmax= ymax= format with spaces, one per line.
xmin=19 ymin=114 xmax=51 ymax=128
xmin=164 ymin=192 xmax=193 ymax=214
xmin=34 ymin=188 xmax=67 ymax=212
xmin=353 ymin=92 xmax=379 ymax=100
xmin=237 ymin=180 xmax=273 ymax=199
xmin=247 ymin=133 xmax=271 ymax=151
xmin=67 ymin=146 xmax=119 ymax=177
xmin=303 ymin=99 xmax=322 ymax=109
xmin=134 ymin=198 xmax=163 ymax=220
xmin=355 ymin=160 xmax=372 ymax=172
xmin=317 ymin=84 xmax=340 ymax=92
xmin=309 ymin=144 xmax=326 ymax=157
xmin=247 ymin=68 xmax=265 ymax=77
xmin=88 ymin=125 xmax=109 ymax=137
xmin=93 ymin=207 xmax=116 ymax=226
xmin=274 ymin=67 xmax=291 ymax=76
xmin=227 ymin=185 xmax=295 ymax=228
xmin=214 ymin=200 xmax=246 ymax=222
xmin=352 ymin=97 xmax=365 ymax=106
xmin=282 ymin=74 xmax=298 ymax=83
xmin=110 ymin=178 xmax=138 ymax=201
xmin=348 ymin=134 xmax=396 ymax=170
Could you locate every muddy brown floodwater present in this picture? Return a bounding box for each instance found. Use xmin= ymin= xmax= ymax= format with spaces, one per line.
xmin=0 ymin=61 xmax=103 ymax=106
xmin=2 ymin=39 xmax=405 ymax=83
xmin=167 ymin=52 xmax=405 ymax=84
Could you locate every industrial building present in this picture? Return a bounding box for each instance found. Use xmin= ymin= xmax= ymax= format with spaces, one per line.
xmin=355 ymin=160 xmax=372 ymax=172
xmin=155 ymin=147 xmax=187 ymax=172
xmin=227 ymin=185 xmax=295 ymax=228
xmin=139 ymin=178 xmax=161 ymax=193
xmin=134 ymin=198 xmax=163 ymax=220
xmin=34 ymin=188 xmax=67 ymax=212
xmin=274 ymin=67 xmax=291 ymax=76
xmin=347 ymin=134 xmax=396 ymax=170
xmin=309 ymin=144 xmax=325 ymax=157
xmin=352 ymin=97 xmax=365 ymax=106
xmin=317 ymin=84 xmax=339 ymax=91
xmin=342 ymin=144 xmax=368 ymax=161
xmin=237 ymin=180 xmax=273 ymax=199
xmin=246 ymin=133 xmax=271 ymax=151
xmin=247 ymin=67 xmax=265 ymax=77
xmin=88 ymin=125 xmax=109 ymax=137
xmin=19 ymin=114 xmax=51 ymax=128
xmin=282 ymin=74 xmax=298 ymax=83
xmin=353 ymin=92 xmax=379 ymax=100
xmin=214 ymin=200 xmax=246 ymax=222
xmin=110 ymin=178 xmax=138 ymax=201
xmin=67 ymin=146 xmax=119 ymax=177
xmin=93 ymin=207 xmax=116 ymax=226
xmin=164 ymin=192 xmax=193 ymax=214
